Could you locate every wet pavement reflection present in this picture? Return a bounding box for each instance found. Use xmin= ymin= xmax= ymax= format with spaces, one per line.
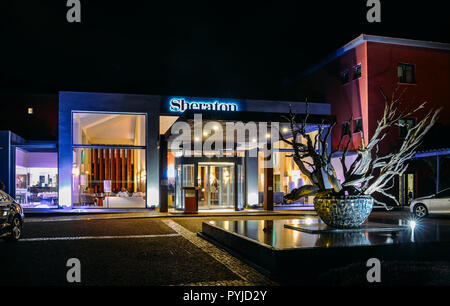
xmin=206 ymin=217 xmax=450 ymax=249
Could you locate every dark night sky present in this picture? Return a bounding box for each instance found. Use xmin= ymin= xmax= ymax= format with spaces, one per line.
xmin=0 ymin=0 xmax=449 ymax=139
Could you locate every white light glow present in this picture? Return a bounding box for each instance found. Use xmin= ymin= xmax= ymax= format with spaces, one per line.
xmin=72 ymin=167 xmax=80 ymax=176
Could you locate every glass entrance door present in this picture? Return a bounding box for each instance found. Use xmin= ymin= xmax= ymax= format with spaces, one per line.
xmin=198 ymin=163 xmax=234 ymax=209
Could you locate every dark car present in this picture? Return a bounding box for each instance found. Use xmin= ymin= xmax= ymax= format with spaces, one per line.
xmin=0 ymin=190 xmax=24 ymax=241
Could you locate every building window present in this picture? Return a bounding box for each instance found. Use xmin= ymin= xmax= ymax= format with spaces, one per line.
xmin=353 ymin=118 xmax=362 ymax=133
xmin=28 ymin=108 xmax=34 ymax=115
xmin=72 ymin=113 xmax=146 ymax=146
xmin=353 ymin=64 xmax=361 ymax=80
xmin=398 ymin=63 xmax=416 ymax=84
xmin=15 ymin=148 xmax=58 ymax=208
xmin=398 ymin=118 xmax=415 ymax=138
xmin=342 ymin=122 xmax=350 ymax=136
xmin=72 ymin=112 xmax=147 ymax=208
xmin=341 ymin=70 xmax=349 ymax=84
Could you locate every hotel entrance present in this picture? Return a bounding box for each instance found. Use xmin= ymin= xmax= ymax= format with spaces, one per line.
xmin=174 ymin=157 xmax=245 ymax=211
xmin=198 ymin=162 xmax=234 ymax=209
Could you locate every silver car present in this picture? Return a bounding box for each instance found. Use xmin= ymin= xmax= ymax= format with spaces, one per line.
xmin=0 ymin=190 xmax=24 ymax=241
xmin=410 ymin=188 xmax=450 ymax=218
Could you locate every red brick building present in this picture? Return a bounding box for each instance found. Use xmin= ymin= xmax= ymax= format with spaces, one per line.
xmin=301 ymin=34 xmax=450 ymax=205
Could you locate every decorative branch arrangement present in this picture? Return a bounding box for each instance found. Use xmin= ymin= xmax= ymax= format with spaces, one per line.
xmin=281 ymin=88 xmax=441 ymax=209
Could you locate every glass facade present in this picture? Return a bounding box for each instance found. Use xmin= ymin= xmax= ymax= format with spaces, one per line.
xmin=15 ymin=148 xmax=58 ymax=208
xmin=173 ymin=158 xmax=244 ymax=211
xmin=258 ymin=131 xmax=318 ymax=204
xmin=72 ymin=148 xmax=146 ymax=208
xmin=197 ymin=162 xmax=235 ymax=209
xmin=72 ymin=112 xmax=147 ymax=208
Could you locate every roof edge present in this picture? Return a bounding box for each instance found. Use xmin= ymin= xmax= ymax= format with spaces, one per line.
xmin=303 ymin=34 xmax=450 ymax=76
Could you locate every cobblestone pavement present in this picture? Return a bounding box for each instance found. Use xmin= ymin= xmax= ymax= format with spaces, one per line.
xmin=163 ymin=219 xmax=277 ymax=286
xmin=171 ymin=280 xmax=253 ymax=286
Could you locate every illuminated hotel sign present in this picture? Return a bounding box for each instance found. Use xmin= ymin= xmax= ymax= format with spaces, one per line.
xmin=169 ymin=98 xmax=239 ymax=113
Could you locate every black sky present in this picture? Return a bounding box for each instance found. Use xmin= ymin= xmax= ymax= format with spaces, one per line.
xmin=0 ymin=1 xmax=449 ymax=140
xmin=1 ymin=0 xmax=449 ymax=100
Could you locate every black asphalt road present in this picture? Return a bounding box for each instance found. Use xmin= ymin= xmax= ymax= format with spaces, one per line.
xmin=0 ymin=218 xmax=240 ymax=286
xmin=2 ymin=213 xmax=450 ymax=286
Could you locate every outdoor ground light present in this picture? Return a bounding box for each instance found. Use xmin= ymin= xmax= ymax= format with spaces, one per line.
xmin=304 ymin=218 xmax=313 ymax=225
xmin=409 ymin=220 xmax=417 ymax=230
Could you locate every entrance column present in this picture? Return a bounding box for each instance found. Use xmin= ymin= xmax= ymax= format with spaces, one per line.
xmin=263 ymin=143 xmax=274 ymax=211
xmin=159 ymin=135 xmax=168 ymax=212
xmin=246 ymin=148 xmax=258 ymax=207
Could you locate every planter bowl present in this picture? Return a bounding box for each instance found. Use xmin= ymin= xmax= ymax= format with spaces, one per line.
xmin=313 ymin=194 xmax=374 ymax=228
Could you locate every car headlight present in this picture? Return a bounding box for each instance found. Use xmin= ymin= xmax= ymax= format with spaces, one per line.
xmin=2 ymin=211 xmax=8 ymax=217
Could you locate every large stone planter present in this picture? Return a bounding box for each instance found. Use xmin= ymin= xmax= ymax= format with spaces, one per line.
xmin=314 ymin=194 xmax=374 ymax=228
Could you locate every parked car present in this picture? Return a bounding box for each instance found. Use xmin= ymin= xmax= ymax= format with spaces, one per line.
xmin=0 ymin=190 xmax=24 ymax=241
xmin=410 ymin=188 xmax=450 ymax=218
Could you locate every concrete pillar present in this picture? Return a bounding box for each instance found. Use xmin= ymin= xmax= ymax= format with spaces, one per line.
xmin=159 ymin=135 xmax=168 ymax=212
xmin=246 ymin=148 xmax=259 ymax=206
xmin=146 ymin=113 xmax=160 ymax=208
xmin=263 ymin=144 xmax=273 ymax=211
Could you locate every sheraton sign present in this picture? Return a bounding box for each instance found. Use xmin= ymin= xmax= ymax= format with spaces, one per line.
xmin=169 ymin=98 xmax=239 ymax=113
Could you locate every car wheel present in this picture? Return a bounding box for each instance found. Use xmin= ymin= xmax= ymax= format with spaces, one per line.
xmin=6 ymin=216 xmax=22 ymax=242
xmin=414 ymin=204 xmax=428 ymax=218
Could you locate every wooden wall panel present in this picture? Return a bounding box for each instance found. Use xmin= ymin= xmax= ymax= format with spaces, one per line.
xmin=115 ymin=149 xmax=120 ymax=190
xmin=93 ymin=149 xmax=98 ymax=193
xmin=127 ymin=149 xmax=132 ymax=191
xmin=99 ymin=149 xmax=104 ymax=193
xmin=121 ymin=149 xmax=126 ymax=191
xmin=105 ymin=149 xmax=110 ymax=180
xmin=111 ymin=149 xmax=115 ymax=191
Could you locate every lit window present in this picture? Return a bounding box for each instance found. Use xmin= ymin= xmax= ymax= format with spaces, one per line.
xmin=28 ymin=108 xmax=34 ymax=115
xmin=353 ymin=64 xmax=362 ymax=80
xmin=72 ymin=112 xmax=146 ymax=146
xmin=398 ymin=63 xmax=416 ymax=84
xmin=353 ymin=118 xmax=362 ymax=133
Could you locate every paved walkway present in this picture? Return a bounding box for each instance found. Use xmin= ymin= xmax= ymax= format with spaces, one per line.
xmin=24 ymin=209 xmax=317 ymax=223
